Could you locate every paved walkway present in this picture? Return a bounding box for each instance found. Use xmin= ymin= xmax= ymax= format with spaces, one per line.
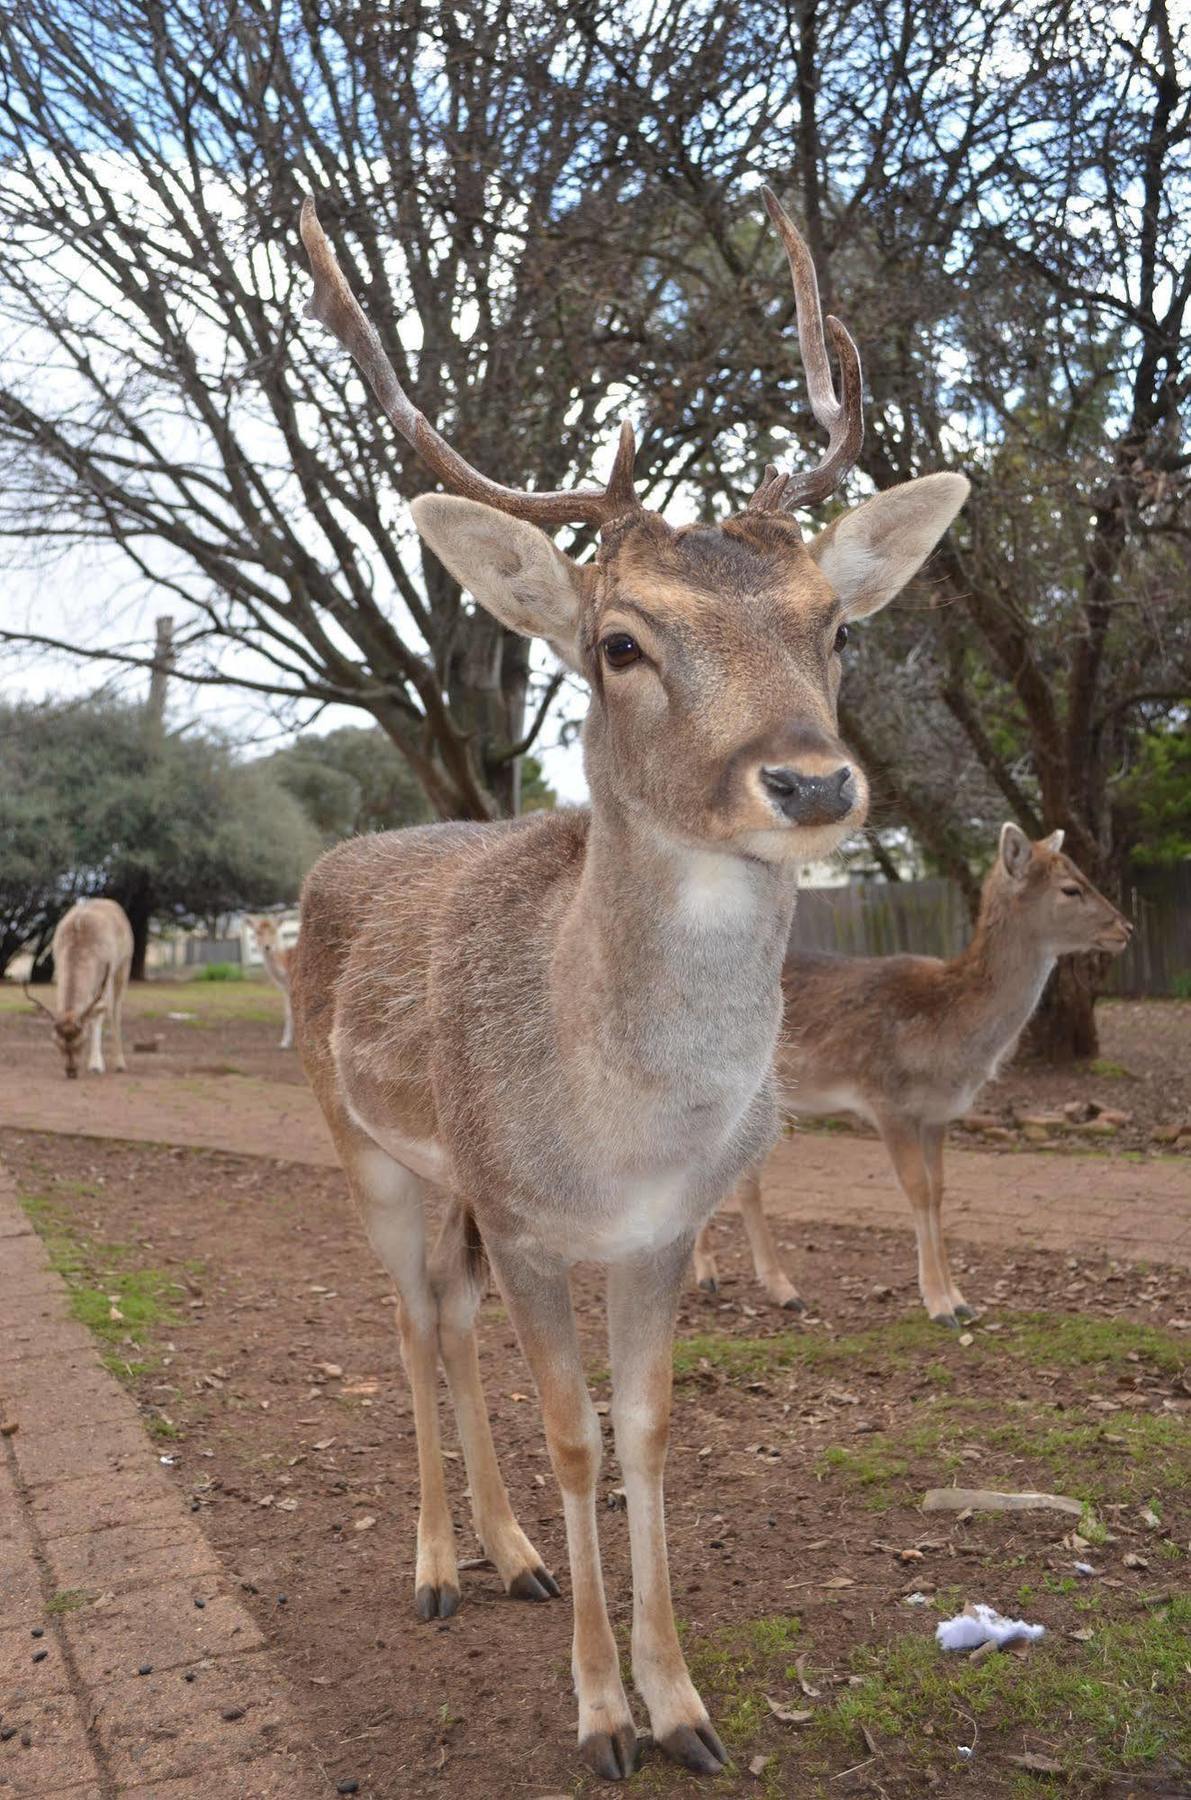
xmin=0 ymin=1073 xmax=1187 ymax=1268
xmin=0 ymin=1168 xmax=325 ymax=1798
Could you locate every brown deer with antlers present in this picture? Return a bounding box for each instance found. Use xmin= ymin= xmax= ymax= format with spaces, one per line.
xmin=693 ymin=824 xmax=1132 ymax=1323
xmin=291 ymin=188 xmax=967 ymax=1781
xmin=25 ymin=898 xmax=134 ymax=1079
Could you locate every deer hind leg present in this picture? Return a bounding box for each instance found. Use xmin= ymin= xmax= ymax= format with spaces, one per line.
xmin=342 ymin=1137 xmax=459 ymax=1619
xmin=879 ymin=1113 xmax=958 ymax=1327
xmin=279 ymin=986 xmax=294 ymax=1050
xmin=922 ymin=1123 xmax=972 ymax=1321
xmin=736 ymin=1163 xmax=803 ymax=1310
xmin=486 ymin=1242 xmax=637 ymax=1781
xmin=691 ymin=1218 xmax=719 ymax=1293
xmin=429 ymin=1205 xmax=559 ymax=1605
xmin=608 ymin=1237 xmax=727 ymax=1774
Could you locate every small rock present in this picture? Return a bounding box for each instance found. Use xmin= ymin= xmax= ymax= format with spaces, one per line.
xmin=1151 ymin=1123 xmax=1186 ymax=1145
xmin=0 ymin=1421 xmax=18 ymax=1437
xmin=337 ymin=1783 xmax=360 ymax=1797
xmin=193 ymin=1596 xmax=206 ymax=1609
xmin=32 ymin=1649 xmax=47 ymax=1663
xmin=137 ymin=1664 xmax=153 ymax=1676
xmin=221 ymin=1706 xmax=246 ymax=1722
xmin=31 ymin=1627 xmax=44 ymax=1639
xmin=0 ymin=1726 xmax=15 ymax=1742
xmin=184 ymin=1671 xmax=197 ymax=1683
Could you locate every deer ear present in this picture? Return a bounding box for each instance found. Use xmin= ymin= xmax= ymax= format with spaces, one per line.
xmin=411 ymin=495 xmax=587 ymax=672
xmin=807 ymin=473 xmax=969 ymax=620
xmin=1000 ymin=822 xmax=1032 ymax=879
xmin=1042 ymin=829 xmax=1065 ymax=853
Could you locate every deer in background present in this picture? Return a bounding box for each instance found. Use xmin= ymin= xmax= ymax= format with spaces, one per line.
xmin=25 ymin=898 xmax=134 ymax=1079
xmin=293 ymin=187 xmax=967 ymax=1781
xmin=247 ymin=916 xmax=296 ymax=1049
xmin=694 ymin=825 xmax=1132 ymax=1325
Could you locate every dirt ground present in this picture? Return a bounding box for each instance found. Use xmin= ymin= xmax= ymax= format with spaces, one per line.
xmin=0 ymin=982 xmax=1188 ymax=1797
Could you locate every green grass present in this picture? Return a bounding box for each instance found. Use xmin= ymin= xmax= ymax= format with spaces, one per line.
xmin=815 ymin=1442 xmax=909 ymax=1505
xmin=20 ymin=1187 xmax=186 ymax=1377
xmin=1086 ymin=1057 xmax=1133 ymax=1079
xmin=672 ymin=1311 xmax=1186 ymax=1385
xmin=0 ymin=974 xmax=282 ymax=1025
xmin=192 ymin=961 xmax=246 ymax=982
xmin=814 ymin=1597 xmax=1191 ymax=1778
xmin=46 ymin=1589 xmax=92 ymax=1615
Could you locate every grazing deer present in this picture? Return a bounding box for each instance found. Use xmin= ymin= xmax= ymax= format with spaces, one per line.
xmin=693 ymin=825 xmax=1132 ymax=1325
xmin=247 ymin=916 xmax=296 ymax=1049
xmin=25 ymin=898 xmax=134 ymax=1079
xmin=292 ymin=187 xmax=967 ymax=1781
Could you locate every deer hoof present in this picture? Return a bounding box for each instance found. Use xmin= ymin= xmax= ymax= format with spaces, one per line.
xmin=579 ymin=1723 xmax=639 ymax=1781
xmin=508 ymin=1564 xmax=560 ymax=1603
xmin=697 ymin=1276 xmax=718 ymax=1295
xmin=779 ymin=1292 xmax=805 ymax=1313
xmin=953 ymin=1302 xmax=975 ymax=1322
xmin=658 ymin=1720 xmax=729 ymax=1774
xmin=929 ymin=1310 xmax=960 ymax=1330
xmin=414 ymin=1581 xmax=460 ymax=1621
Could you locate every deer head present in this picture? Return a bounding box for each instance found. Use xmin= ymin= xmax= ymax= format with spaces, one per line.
xmin=26 ymin=963 xmax=110 ymax=1079
xmin=996 ymin=825 xmax=1132 ymax=956
xmin=301 ymin=189 xmax=968 ymax=864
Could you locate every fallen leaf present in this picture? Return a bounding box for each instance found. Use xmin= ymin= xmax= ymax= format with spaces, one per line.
xmin=765 ymin=1696 xmax=813 ymax=1726
xmin=313 ymin=1438 xmax=336 ymax=1452
xmin=748 ymin=1754 xmax=773 ymax=1777
xmin=794 ymin=1654 xmax=820 ymax=1699
xmin=1006 ymin=1753 xmax=1064 ymax=1774
xmin=276 ymin=1496 xmax=298 ymax=1512
xmin=1123 ymin=1552 xmax=1150 ymax=1570
xmin=354 ymin=1515 xmax=377 ymax=1532
xmin=315 ymin=1362 xmax=342 ymax=1379
xmin=822 ymin=1576 xmax=854 ymax=1589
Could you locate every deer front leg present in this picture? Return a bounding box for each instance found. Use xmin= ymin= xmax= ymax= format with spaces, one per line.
xmin=736 ymin=1165 xmax=803 ymax=1310
xmin=488 ymin=1245 xmax=637 ymax=1781
xmin=87 ymin=1010 xmax=106 ymax=1074
xmin=608 ymin=1238 xmax=729 ymax=1776
xmin=110 ymin=975 xmax=128 ymax=1072
xmin=430 ymin=1207 xmax=559 ymax=1605
xmin=879 ymin=1113 xmax=957 ymax=1327
xmin=922 ymin=1123 xmax=972 ymax=1321
xmin=280 ymin=989 xmax=294 ymax=1050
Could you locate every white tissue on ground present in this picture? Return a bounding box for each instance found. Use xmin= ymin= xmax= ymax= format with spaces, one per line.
xmin=935 ymin=1603 xmax=1046 ymax=1651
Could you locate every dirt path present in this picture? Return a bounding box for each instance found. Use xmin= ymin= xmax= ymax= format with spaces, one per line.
xmin=2 ymin=1067 xmax=1187 ymax=1270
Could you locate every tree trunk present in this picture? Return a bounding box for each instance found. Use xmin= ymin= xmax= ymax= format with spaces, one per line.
xmin=1019 ymin=955 xmax=1101 ymax=1063
xmin=125 ymin=888 xmax=154 ymax=982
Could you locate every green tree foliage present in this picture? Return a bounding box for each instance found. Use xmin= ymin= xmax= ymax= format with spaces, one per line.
xmin=1117 ymin=728 xmax=1191 ymax=869
xmin=264 ymin=727 xmax=434 ymax=844
xmin=0 ymin=696 xmax=319 ymax=976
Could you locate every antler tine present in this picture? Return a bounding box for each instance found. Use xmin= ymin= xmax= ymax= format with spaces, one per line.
xmin=23 ymin=982 xmax=54 ymax=1018
xmin=299 ymin=197 xmax=639 ymax=530
xmin=749 ymin=187 xmax=864 ymax=513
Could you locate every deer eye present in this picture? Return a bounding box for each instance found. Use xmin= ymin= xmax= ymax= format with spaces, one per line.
xmin=833 ymin=623 xmax=849 ymax=652
xmin=1061 ymin=884 xmax=1082 ymax=898
xmin=601 ymin=633 xmax=642 ymax=670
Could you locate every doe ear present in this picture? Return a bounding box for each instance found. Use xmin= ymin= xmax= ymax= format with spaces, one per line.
xmin=808 ymin=472 xmax=970 ymax=620
xmin=411 ymin=495 xmax=588 ymax=671
xmin=999 ymin=821 xmax=1033 ymax=879
xmin=1041 ymin=828 xmax=1065 ymax=853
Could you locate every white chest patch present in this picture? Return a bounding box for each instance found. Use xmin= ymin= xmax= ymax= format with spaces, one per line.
xmin=677 ymin=851 xmax=759 ymax=930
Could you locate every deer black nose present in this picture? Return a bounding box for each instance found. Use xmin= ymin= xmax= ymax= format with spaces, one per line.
xmin=760 ymin=763 xmax=856 ymax=826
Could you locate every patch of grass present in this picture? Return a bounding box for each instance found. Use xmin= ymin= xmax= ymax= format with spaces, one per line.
xmin=1087 ymin=1057 xmax=1133 ymax=1079
xmin=816 ymin=1441 xmax=909 ymax=1505
xmin=1002 ymin=1313 xmax=1185 ymax=1375
xmin=146 ymin=1415 xmax=183 ymax=1441
xmin=19 ymin=1187 xmax=186 ymax=1377
xmin=673 ymin=1315 xmax=948 ymax=1383
xmin=684 ymin=1613 xmax=805 ymax=1762
xmin=46 ymin=1589 xmax=92 ymax=1615
xmin=192 ymin=961 xmax=246 ymax=982
xmin=814 ymin=1597 xmax=1191 ymax=1777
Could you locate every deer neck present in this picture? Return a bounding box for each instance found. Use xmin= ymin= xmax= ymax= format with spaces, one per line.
xmin=261 ymin=943 xmax=289 ymax=989
xmin=556 ymin=803 xmax=799 ymax=1094
xmin=953 ymin=899 xmax=1054 ymax=1056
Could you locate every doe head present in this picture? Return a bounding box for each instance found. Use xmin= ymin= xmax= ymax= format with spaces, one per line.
xmin=997 ymin=824 xmax=1132 ymax=957
xmin=301 ymin=185 xmax=968 ymax=864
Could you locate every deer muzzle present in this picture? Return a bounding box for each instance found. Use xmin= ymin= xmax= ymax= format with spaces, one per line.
xmin=760 ymin=762 xmax=856 ymax=827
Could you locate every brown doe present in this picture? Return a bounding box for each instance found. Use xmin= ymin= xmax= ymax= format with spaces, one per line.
xmin=25 ymin=898 xmax=134 ymax=1079
xmin=694 ymin=825 xmax=1133 ymax=1323
xmin=290 ymin=187 xmax=968 ymax=1781
xmin=246 ymin=916 xmax=296 ymax=1049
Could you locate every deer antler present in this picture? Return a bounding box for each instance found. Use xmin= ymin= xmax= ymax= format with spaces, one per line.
xmin=23 ymin=982 xmax=54 ymax=1018
xmin=747 ymin=188 xmax=864 ymax=514
xmin=299 ymin=198 xmax=640 ymax=530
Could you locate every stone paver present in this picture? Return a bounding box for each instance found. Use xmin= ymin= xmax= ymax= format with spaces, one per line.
xmin=0 ymin=1165 xmax=321 ymax=1797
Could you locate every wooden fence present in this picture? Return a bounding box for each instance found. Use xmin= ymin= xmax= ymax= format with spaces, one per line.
xmin=790 ymin=865 xmax=1190 ymax=998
